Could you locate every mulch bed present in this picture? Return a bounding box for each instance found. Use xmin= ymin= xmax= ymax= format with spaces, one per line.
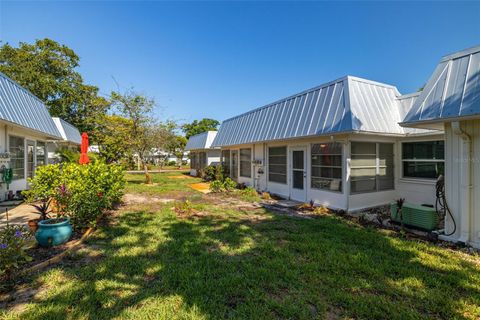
xmin=23 ymin=229 xmax=84 ymax=269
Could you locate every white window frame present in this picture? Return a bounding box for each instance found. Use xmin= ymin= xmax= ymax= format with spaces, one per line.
xmin=350 ymin=142 xmax=394 ymax=194
xmin=310 ymin=142 xmax=343 ymax=193
xmin=401 ymin=140 xmax=445 ymax=180
xmin=268 ymin=146 xmax=287 ymax=184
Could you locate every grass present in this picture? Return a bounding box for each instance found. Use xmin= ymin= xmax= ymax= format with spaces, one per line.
xmin=124 ymin=171 xmax=202 ymax=197
xmin=2 ymin=172 xmax=480 ymax=319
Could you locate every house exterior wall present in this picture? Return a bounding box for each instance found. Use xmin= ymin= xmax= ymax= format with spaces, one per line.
xmin=443 ymin=120 xmax=480 ymax=248
xmin=0 ymin=123 xmax=57 ymax=197
xmin=222 ymin=133 xmax=442 ymax=212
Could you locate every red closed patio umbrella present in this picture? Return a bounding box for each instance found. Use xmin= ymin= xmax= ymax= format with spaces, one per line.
xmin=79 ymin=132 xmax=90 ymax=165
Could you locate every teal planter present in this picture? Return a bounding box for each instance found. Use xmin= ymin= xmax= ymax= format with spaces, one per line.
xmin=35 ymin=217 xmax=73 ymax=247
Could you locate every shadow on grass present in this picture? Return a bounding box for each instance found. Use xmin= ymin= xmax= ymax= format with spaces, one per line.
xmin=14 ymin=207 xmax=480 ymax=319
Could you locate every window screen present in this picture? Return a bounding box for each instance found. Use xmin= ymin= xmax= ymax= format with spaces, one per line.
xmin=240 ymin=148 xmax=252 ymax=178
xmin=350 ymin=142 xmax=394 ymax=194
xmin=268 ymin=146 xmax=287 ymax=184
xmin=402 ymin=141 xmax=444 ymax=179
xmin=9 ymin=136 xmax=25 ymax=180
xmin=311 ymin=142 xmax=342 ymax=192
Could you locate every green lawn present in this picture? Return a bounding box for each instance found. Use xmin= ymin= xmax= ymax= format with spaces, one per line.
xmin=3 ymin=173 xmax=480 ymax=319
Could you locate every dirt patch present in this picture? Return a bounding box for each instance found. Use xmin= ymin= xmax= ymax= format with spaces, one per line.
xmin=123 ymin=193 xmax=175 ymax=204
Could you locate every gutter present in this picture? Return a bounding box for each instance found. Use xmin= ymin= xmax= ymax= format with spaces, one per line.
xmin=451 ymin=121 xmax=472 ymax=244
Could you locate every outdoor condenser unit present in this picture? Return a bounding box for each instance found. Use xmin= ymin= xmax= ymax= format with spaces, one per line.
xmin=390 ymin=202 xmax=439 ymax=231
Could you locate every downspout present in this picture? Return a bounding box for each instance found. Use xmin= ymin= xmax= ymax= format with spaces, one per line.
xmin=451 ymin=121 xmax=472 ymax=244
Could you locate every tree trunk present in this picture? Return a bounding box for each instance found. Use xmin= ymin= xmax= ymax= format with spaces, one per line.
xmin=143 ymin=161 xmax=152 ymax=184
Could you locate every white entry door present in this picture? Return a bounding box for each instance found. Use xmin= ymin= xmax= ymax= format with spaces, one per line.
xmin=290 ymin=147 xmax=307 ymax=202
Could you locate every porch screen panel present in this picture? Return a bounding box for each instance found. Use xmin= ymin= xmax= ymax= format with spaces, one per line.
xmin=351 ymin=142 xmax=376 ymax=193
xmin=36 ymin=141 xmax=46 ymax=166
xmin=190 ymin=152 xmax=197 ymax=170
xmin=199 ymin=152 xmax=207 ymax=169
xmin=240 ymin=148 xmax=252 ymax=178
xmin=222 ymin=150 xmax=231 ymax=176
xmin=311 ymin=142 xmax=342 ymax=192
xmin=378 ymin=143 xmax=394 ymax=190
xmin=268 ymin=146 xmax=287 ymax=184
xmin=350 ymin=142 xmax=394 ymax=194
xmin=402 ymin=141 xmax=444 ymax=179
xmin=231 ymin=150 xmax=238 ymax=179
xmin=9 ymin=136 xmax=25 ymax=180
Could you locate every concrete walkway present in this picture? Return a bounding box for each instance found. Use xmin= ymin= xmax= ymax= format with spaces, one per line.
xmin=0 ymin=202 xmax=37 ymax=228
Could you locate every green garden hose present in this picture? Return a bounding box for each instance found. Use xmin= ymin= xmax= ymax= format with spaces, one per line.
xmin=2 ymin=168 xmax=13 ymax=190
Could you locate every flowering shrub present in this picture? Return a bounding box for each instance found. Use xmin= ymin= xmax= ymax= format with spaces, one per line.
xmin=24 ymin=162 xmax=125 ymax=230
xmin=0 ymin=225 xmax=32 ymax=281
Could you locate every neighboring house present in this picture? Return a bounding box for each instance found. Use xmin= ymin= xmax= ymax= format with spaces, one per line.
xmin=212 ymin=76 xmax=443 ymax=212
xmin=185 ymin=131 xmax=221 ymax=176
xmin=49 ymin=117 xmax=82 ymax=163
xmin=0 ymin=71 xmax=79 ymax=198
xmin=401 ymin=45 xmax=480 ymax=248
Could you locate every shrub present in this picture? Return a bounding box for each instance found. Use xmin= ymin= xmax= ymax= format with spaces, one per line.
xmin=167 ymin=161 xmax=177 ymax=166
xmin=174 ymin=200 xmax=193 ymax=214
xmin=203 ymin=165 xmax=224 ymax=182
xmin=239 ymin=187 xmax=260 ymax=202
xmin=209 ymin=180 xmax=225 ymax=193
xmin=24 ymin=162 xmax=125 ymax=230
xmin=223 ymin=177 xmax=237 ymax=192
xmin=22 ymin=164 xmax=62 ymax=202
xmin=0 ymin=225 xmax=32 ymax=283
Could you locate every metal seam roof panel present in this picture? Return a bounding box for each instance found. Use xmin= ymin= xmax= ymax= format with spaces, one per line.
xmin=0 ymin=72 xmax=61 ymax=138
xmin=402 ymin=45 xmax=480 ymax=126
xmin=185 ymin=131 xmax=218 ymax=150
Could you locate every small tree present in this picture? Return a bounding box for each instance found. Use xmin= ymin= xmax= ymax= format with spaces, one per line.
xmin=165 ymin=135 xmax=187 ymax=168
xmin=111 ymin=90 xmax=157 ymax=184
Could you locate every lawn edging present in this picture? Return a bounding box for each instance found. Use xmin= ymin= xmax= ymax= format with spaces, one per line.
xmin=22 ymin=225 xmax=96 ymax=275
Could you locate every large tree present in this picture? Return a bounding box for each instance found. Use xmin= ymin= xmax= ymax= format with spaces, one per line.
xmin=182 ymin=118 xmax=220 ymax=139
xmin=0 ymin=38 xmax=110 ymax=135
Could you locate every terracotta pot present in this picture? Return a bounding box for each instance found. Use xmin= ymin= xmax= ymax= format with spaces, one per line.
xmin=28 ymin=219 xmax=39 ymax=233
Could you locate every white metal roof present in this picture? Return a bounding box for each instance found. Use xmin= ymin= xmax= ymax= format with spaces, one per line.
xmin=212 ymin=76 xmax=424 ymax=147
xmin=402 ymin=45 xmax=480 ymax=129
xmin=0 ymin=71 xmax=62 ymax=139
xmin=185 ymin=131 xmax=218 ymax=150
xmin=52 ymin=117 xmax=82 ymax=144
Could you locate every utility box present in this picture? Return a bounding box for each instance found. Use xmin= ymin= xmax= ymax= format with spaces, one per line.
xmin=390 ymin=202 xmax=439 ymax=231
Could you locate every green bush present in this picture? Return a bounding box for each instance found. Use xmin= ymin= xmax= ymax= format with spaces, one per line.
xmin=239 ymin=187 xmax=260 ymax=202
xmin=223 ymin=177 xmax=237 ymax=192
xmin=167 ymin=161 xmax=177 ymax=167
xmin=209 ymin=180 xmax=225 ymax=193
xmin=22 ymin=164 xmax=62 ymax=202
xmin=24 ymin=162 xmax=125 ymax=230
xmin=202 ymin=165 xmax=224 ymax=182
xmin=0 ymin=225 xmax=32 ymax=283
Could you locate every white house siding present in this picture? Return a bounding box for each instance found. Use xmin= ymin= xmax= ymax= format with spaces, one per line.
xmin=223 ymin=133 xmax=441 ymax=212
xmin=0 ymin=123 xmax=55 ymax=196
xmin=443 ymin=121 xmax=480 ymax=248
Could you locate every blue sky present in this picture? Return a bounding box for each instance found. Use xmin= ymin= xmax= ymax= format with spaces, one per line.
xmin=1 ymin=1 xmax=479 ymax=125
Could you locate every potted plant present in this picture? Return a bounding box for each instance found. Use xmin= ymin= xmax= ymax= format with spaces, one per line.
xmin=35 ymin=215 xmax=72 ymax=247
xmin=27 ymin=198 xmax=52 ymax=232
